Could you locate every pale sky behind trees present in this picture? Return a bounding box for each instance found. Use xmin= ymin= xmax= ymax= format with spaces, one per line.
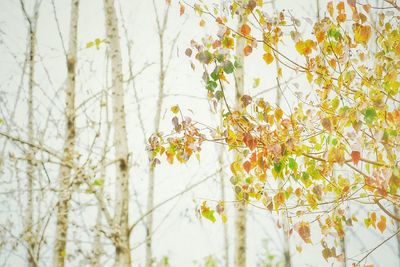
xmin=0 ymin=0 xmax=398 ymax=266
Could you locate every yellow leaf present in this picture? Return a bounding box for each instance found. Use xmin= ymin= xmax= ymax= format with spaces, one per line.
xmin=277 ymin=67 xmax=282 ymax=77
xmin=354 ymin=24 xmax=371 ymax=45
xmin=306 ymin=72 xmax=313 ymax=83
xmin=221 ymin=214 xmax=227 ymax=224
xmin=263 ymin=53 xmax=274 ymax=64
xmin=327 ymin=1 xmax=334 ymax=17
xmin=171 ymin=105 xmax=180 ymax=114
xmin=275 ymin=108 xmax=283 ymax=121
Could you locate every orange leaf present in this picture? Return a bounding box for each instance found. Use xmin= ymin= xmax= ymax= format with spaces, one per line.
xmin=243 ymin=133 xmax=257 ymax=150
xmin=243 ymin=161 xmax=251 ymax=173
xmin=377 ymin=216 xmax=386 ymax=233
xmin=244 ymin=45 xmax=253 ymax=56
xmin=337 ymin=2 xmax=345 ymax=12
xmin=337 ymin=13 xmax=346 ymax=22
xmin=362 ymin=4 xmax=371 ymax=13
xmin=316 ymin=31 xmax=325 ymax=43
xmin=371 ymin=212 xmax=377 ymax=223
xmin=296 ymin=221 xmax=312 ymax=244
xmin=351 ymin=151 xmax=361 ymax=165
xmin=240 ymin=23 xmax=251 ymax=36
xmin=180 ymin=3 xmax=185 ymax=16
xmin=263 ymin=53 xmax=274 ymax=64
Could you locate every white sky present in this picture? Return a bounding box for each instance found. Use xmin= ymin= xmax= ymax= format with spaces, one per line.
xmin=0 ymin=0 xmax=399 ymax=266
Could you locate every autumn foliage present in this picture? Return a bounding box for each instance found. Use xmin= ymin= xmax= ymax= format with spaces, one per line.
xmin=149 ymin=0 xmax=400 ymax=264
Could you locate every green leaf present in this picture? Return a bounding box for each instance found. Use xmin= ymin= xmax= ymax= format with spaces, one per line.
xmin=274 ymin=161 xmax=283 ymax=174
xmin=288 ymin=158 xmax=297 ymax=170
xmin=223 ymin=60 xmax=235 ymax=74
xmin=196 ymin=51 xmax=214 ymax=64
xmin=215 ymin=90 xmax=223 ymax=100
xmin=210 ymin=66 xmax=221 ymax=81
xmin=364 ymin=107 xmax=377 ymax=124
xmin=202 ymin=209 xmax=216 ymax=223
xmin=92 ymin=179 xmax=104 ymax=186
xmin=206 ymin=80 xmax=217 ymax=91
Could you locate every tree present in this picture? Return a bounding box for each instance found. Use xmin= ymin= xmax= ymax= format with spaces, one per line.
xmin=53 ymin=1 xmax=79 ymax=266
xmin=234 ymin=10 xmax=247 ymax=267
xmin=19 ymin=1 xmax=41 ymax=265
xmin=103 ymin=0 xmax=131 ymax=265
xmin=149 ymin=0 xmax=400 ymax=265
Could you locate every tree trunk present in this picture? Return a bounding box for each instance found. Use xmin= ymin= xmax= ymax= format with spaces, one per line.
xmin=26 ymin=11 xmax=37 ymax=267
xmin=271 ymin=1 xmax=291 ymax=265
xmin=92 ymin=91 xmax=110 ymax=267
xmin=53 ymin=1 xmax=79 ymax=266
xmin=234 ymin=15 xmax=247 ymax=267
xmin=19 ymin=0 xmax=40 ymax=265
xmin=103 ymin=0 xmax=131 ymax=265
xmin=395 ymin=207 xmax=400 ymax=259
xmin=146 ymin=3 xmax=170 ymax=266
xmin=218 ymin=139 xmax=229 ymax=267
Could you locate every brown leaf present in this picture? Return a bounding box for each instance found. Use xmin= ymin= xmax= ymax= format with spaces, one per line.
xmin=185 ymin=48 xmax=192 ymax=57
xmin=321 ymin=118 xmax=332 ymax=131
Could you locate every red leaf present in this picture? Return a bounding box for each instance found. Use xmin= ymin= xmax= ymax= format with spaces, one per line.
xmin=351 ymin=150 xmax=361 ymax=165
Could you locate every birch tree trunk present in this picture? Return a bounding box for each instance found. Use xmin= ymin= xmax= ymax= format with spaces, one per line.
xmin=218 ymin=131 xmax=229 ymax=267
xmin=395 ymin=207 xmax=400 ymax=259
xmin=92 ymin=90 xmax=110 ymax=267
xmin=145 ymin=3 xmax=169 ymax=266
xmin=19 ymin=0 xmax=40 ymax=265
xmin=234 ymin=15 xmax=247 ymax=267
xmin=26 ymin=9 xmax=38 ymax=267
xmin=103 ymin=0 xmax=131 ymax=265
xmin=271 ymin=1 xmax=291 ymax=265
xmin=53 ymin=1 xmax=79 ymax=266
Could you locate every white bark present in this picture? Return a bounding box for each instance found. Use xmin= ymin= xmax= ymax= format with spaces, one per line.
xmin=145 ymin=3 xmax=169 ymax=266
xmin=19 ymin=0 xmax=40 ymax=265
xmin=53 ymin=1 xmax=79 ymax=266
xmin=234 ymin=15 xmax=247 ymax=267
xmin=395 ymin=207 xmax=400 ymax=259
xmin=103 ymin=0 xmax=131 ymax=265
xmin=218 ymin=141 xmax=229 ymax=267
xmin=271 ymin=1 xmax=291 ymax=265
xmin=92 ymin=91 xmax=110 ymax=267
